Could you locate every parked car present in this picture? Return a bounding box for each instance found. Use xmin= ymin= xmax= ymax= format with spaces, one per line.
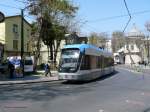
xmin=0 ymin=62 xmax=8 ymax=74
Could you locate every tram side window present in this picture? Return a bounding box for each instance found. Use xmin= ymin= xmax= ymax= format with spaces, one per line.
xmin=101 ymin=55 xmax=105 ymax=68
xmin=105 ymin=57 xmax=114 ymax=67
xmin=110 ymin=58 xmax=114 ymax=66
xmin=100 ymin=56 xmax=114 ymax=68
xmin=80 ymin=55 xmax=90 ymax=70
xmin=90 ymin=55 xmax=97 ymax=69
xmin=96 ymin=56 xmax=101 ymax=68
xmin=107 ymin=57 xmax=111 ymax=67
xmin=103 ymin=57 xmax=106 ymax=68
xmin=103 ymin=57 xmax=109 ymax=68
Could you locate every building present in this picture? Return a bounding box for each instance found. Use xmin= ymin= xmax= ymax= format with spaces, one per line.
xmin=65 ymin=32 xmax=88 ymax=45
xmin=0 ymin=43 xmax=4 ymax=62
xmin=105 ymin=39 xmax=112 ymax=52
xmin=0 ymin=15 xmax=32 ymax=60
xmin=114 ymin=24 xmax=145 ymax=65
xmin=88 ymin=34 xmax=112 ymax=52
xmin=39 ymin=40 xmax=66 ymax=65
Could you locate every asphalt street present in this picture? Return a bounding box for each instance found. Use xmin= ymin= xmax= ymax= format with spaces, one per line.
xmin=0 ymin=68 xmax=150 ymax=112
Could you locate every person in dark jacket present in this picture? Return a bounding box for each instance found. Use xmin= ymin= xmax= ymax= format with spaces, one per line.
xmin=8 ymin=61 xmax=15 ymax=79
xmin=44 ymin=62 xmax=52 ymax=77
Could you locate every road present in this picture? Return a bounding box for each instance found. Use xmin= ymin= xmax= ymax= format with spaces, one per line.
xmin=0 ymin=68 xmax=150 ymax=112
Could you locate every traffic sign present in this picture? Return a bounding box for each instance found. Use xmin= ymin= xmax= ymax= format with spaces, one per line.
xmin=0 ymin=12 xmax=4 ymax=23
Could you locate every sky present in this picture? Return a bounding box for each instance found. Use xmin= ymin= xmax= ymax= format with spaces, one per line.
xmin=0 ymin=0 xmax=150 ymax=37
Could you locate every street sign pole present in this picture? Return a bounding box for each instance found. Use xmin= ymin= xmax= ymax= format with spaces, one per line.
xmin=21 ymin=9 xmax=24 ymax=75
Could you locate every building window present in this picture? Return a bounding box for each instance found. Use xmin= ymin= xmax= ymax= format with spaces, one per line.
xmin=27 ymin=43 xmax=30 ymax=51
xmin=131 ymin=45 xmax=134 ymax=50
xmin=13 ymin=24 xmax=18 ymax=33
xmin=13 ymin=40 xmax=18 ymax=50
xmin=80 ymin=55 xmax=91 ymax=70
xmin=126 ymin=45 xmax=129 ymax=50
xmin=26 ymin=29 xmax=30 ymax=38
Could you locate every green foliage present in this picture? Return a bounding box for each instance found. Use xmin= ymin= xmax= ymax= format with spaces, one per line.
xmin=88 ymin=32 xmax=108 ymax=48
xmin=26 ymin=0 xmax=78 ymax=62
xmin=111 ymin=31 xmax=125 ymax=52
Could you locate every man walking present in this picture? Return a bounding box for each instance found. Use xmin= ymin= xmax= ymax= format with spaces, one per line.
xmin=44 ymin=62 xmax=52 ymax=77
xmin=8 ymin=61 xmax=15 ymax=79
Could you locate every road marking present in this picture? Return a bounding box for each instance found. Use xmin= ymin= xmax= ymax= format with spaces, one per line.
xmin=2 ymin=101 xmax=31 ymax=109
xmin=99 ymin=109 xmax=104 ymax=112
xmin=141 ymin=92 xmax=150 ymax=96
xmin=125 ymin=99 xmax=145 ymax=106
xmin=126 ymin=100 xmax=129 ymax=103
xmin=64 ymin=86 xmax=70 ymax=88
xmin=141 ymin=92 xmax=145 ymax=95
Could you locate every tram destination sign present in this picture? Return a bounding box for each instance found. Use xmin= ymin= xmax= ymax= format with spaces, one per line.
xmin=0 ymin=12 xmax=4 ymax=23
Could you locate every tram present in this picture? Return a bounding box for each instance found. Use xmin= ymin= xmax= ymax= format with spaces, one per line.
xmin=58 ymin=44 xmax=114 ymax=81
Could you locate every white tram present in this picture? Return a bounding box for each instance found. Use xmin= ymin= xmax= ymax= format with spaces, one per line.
xmin=58 ymin=44 xmax=114 ymax=81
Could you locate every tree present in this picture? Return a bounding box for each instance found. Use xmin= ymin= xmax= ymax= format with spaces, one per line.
xmin=98 ymin=32 xmax=108 ymax=49
xmin=145 ymin=21 xmax=150 ymax=32
xmin=29 ymin=22 xmax=42 ymax=70
xmin=111 ymin=31 xmax=125 ymax=52
xmin=88 ymin=32 xmax=98 ymax=45
xmin=145 ymin=21 xmax=150 ymax=63
xmin=26 ymin=0 xmax=78 ymax=67
xmin=88 ymin=32 xmax=108 ymax=49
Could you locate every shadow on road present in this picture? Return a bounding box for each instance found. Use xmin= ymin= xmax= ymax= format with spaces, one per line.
xmin=0 ymin=70 xmax=119 ymax=102
xmin=63 ymin=70 xmax=119 ymax=85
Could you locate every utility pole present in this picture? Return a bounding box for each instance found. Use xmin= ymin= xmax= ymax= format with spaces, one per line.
xmin=20 ymin=5 xmax=33 ymax=75
xmin=21 ymin=9 xmax=24 ymax=75
xmin=147 ymin=35 xmax=150 ymax=64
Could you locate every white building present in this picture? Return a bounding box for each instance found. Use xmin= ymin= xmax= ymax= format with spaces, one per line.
xmin=105 ymin=39 xmax=112 ymax=52
xmin=115 ymin=24 xmax=145 ymax=65
xmin=39 ymin=40 xmax=65 ymax=65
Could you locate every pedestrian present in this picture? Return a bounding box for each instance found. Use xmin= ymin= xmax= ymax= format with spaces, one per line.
xmin=44 ymin=62 xmax=52 ymax=77
xmin=8 ymin=61 xmax=15 ymax=79
xmin=144 ymin=61 xmax=147 ymax=68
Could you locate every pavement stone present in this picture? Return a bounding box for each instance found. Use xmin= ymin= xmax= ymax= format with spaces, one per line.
xmin=0 ymin=70 xmax=59 ymax=85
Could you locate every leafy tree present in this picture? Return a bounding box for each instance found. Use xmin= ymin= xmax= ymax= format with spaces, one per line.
xmin=88 ymin=32 xmax=98 ymax=45
xmin=111 ymin=31 xmax=125 ymax=52
xmin=145 ymin=21 xmax=150 ymax=63
xmin=88 ymin=32 xmax=108 ymax=49
xmin=26 ymin=0 xmax=78 ymax=67
xmin=97 ymin=32 xmax=108 ymax=49
xmin=29 ymin=22 xmax=42 ymax=70
xmin=145 ymin=21 xmax=150 ymax=32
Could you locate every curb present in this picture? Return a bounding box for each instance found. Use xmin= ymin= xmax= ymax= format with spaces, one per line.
xmin=0 ymin=71 xmax=59 ymax=85
xmin=117 ymin=66 xmax=149 ymax=74
xmin=117 ymin=67 xmax=141 ymax=74
xmin=0 ymin=78 xmax=61 ymax=85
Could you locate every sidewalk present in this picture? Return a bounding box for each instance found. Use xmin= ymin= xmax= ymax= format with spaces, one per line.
xmin=117 ymin=64 xmax=150 ymax=74
xmin=0 ymin=70 xmax=59 ymax=85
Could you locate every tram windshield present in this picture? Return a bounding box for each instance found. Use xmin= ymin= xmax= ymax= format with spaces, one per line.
xmin=59 ymin=49 xmax=80 ymax=73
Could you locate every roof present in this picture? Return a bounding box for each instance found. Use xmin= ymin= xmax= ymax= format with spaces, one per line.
xmin=127 ymin=24 xmax=144 ymax=37
xmin=117 ymin=47 xmax=125 ymax=53
xmin=63 ymin=44 xmax=100 ymax=51
xmin=5 ymin=15 xmax=32 ymax=27
xmin=62 ymin=44 xmax=112 ymax=56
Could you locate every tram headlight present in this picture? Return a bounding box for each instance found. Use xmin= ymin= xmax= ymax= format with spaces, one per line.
xmin=70 ymin=68 xmax=75 ymax=71
xmin=72 ymin=75 xmax=77 ymax=79
xmin=74 ymin=52 xmax=79 ymax=58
